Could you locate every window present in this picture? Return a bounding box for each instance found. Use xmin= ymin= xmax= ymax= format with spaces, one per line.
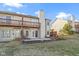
xmin=47 ymin=22 xmax=49 ymax=25
xmin=26 ymin=31 xmax=29 ymax=37
xmin=5 ymin=30 xmax=10 ymax=37
xmin=32 ymin=19 xmax=38 ymax=22
xmin=1 ymin=30 xmax=4 ymax=38
xmin=5 ymin=16 xmax=11 ymax=20
xmin=35 ymin=31 xmax=38 ymax=37
xmin=0 ymin=16 xmax=6 ymax=22
xmin=47 ymin=31 xmax=49 ymax=35
xmin=1 ymin=30 xmax=10 ymax=38
xmin=0 ymin=16 xmax=11 ymax=19
xmin=0 ymin=16 xmax=5 ymax=19
xmin=32 ymin=31 xmax=34 ymax=37
xmin=5 ymin=16 xmax=11 ymax=24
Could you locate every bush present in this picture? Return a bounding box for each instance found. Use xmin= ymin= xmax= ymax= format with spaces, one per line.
xmin=56 ymin=35 xmax=66 ymax=40
xmin=60 ymin=23 xmax=74 ymax=35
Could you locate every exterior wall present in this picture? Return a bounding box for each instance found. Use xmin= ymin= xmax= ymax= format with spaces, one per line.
xmin=45 ymin=19 xmax=51 ymax=37
xmin=0 ymin=14 xmax=14 ymax=19
xmin=23 ymin=17 xmax=39 ymax=22
xmin=0 ymin=13 xmax=40 ymax=41
xmin=68 ymin=15 xmax=76 ymax=31
xmin=39 ymin=19 xmax=45 ymax=38
xmin=23 ymin=28 xmax=39 ymax=38
xmin=0 ymin=27 xmax=21 ymax=41
xmin=0 ymin=27 xmax=40 ymax=41
xmin=23 ymin=17 xmax=31 ymax=22
xmin=38 ymin=10 xmax=46 ymax=38
xmin=0 ymin=13 xmax=39 ymax=23
xmin=74 ymin=22 xmax=79 ymax=32
xmin=13 ymin=16 xmax=22 ymax=21
xmin=75 ymin=28 xmax=79 ymax=32
xmin=51 ymin=18 xmax=67 ymax=34
xmin=0 ymin=14 xmax=22 ymax=21
xmin=0 ymin=11 xmax=51 ymax=41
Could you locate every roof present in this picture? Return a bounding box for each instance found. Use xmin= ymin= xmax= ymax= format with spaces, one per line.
xmin=45 ymin=18 xmax=51 ymax=21
xmin=0 ymin=11 xmax=39 ymax=19
xmin=0 ymin=11 xmax=52 ymax=20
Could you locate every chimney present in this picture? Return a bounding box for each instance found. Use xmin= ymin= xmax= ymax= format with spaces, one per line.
xmin=37 ymin=9 xmax=45 ymax=19
xmin=37 ymin=10 xmax=46 ymax=38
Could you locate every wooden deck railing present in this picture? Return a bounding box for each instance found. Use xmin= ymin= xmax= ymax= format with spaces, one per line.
xmin=0 ymin=18 xmax=40 ymax=28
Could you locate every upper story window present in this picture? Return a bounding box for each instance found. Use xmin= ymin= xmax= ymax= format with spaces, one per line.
xmin=0 ymin=16 xmax=5 ymax=22
xmin=31 ymin=19 xmax=38 ymax=22
xmin=0 ymin=16 xmax=5 ymax=19
xmin=5 ymin=16 xmax=11 ymax=24
xmin=0 ymin=16 xmax=11 ymax=23
xmin=0 ymin=16 xmax=11 ymax=22
xmin=5 ymin=16 xmax=11 ymax=20
xmin=0 ymin=16 xmax=11 ymax=20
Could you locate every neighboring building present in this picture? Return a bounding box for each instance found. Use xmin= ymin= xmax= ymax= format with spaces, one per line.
xmin=51 ymin=14 xmax=79 ymax=34
xmin=69 ymin=20 xmax=79 ymax=32
xmin=0 ymin=10 xmax=51 ymax=41
xmin=75 ymin=22 xmax=79 ymax=32
xmin=51 ymin=18 xmax=67 ymax=34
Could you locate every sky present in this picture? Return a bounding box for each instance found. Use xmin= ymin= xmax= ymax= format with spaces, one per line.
xmin=0 ymin=3 xmax=79 ymax=21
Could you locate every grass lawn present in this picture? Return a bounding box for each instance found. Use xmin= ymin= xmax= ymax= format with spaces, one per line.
xmin=0 ymin=34 xmax=79 ymax=56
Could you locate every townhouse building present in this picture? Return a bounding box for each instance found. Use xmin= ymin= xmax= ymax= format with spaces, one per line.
xmin=0 ymin=10 xmax=51 ymax=41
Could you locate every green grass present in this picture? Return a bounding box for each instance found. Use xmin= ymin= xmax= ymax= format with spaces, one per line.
xmin=0 ymin=34 xmax=79 ymax=56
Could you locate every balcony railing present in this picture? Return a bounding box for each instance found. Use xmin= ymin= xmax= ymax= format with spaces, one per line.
xmin=0 ymin=18 xmax=40 ymax=28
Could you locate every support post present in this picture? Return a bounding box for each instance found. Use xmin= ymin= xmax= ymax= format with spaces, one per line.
xmin=21 ymin=17 xmax=24 ymax=40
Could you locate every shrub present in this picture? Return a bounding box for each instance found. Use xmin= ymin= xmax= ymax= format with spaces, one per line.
xmin=56 ymin=35 xmax=66 ymax=40
xmin=60 ymin=23 xmax=74 ymax=35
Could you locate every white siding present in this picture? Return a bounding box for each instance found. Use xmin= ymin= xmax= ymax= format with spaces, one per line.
xmin=0 ymin=27 xmax=21 ymax=41
xmin=45 ymin=20 xmax=50 ymax=37
xmin=51 ymin=18 xmax=67 ymax=33
xmin=23 ymin=17 xmax=31 ymax=22
xmin=23 ymin=28 xmax=39 ymax=38
xmin=23 ymin=17 xmax=38 ymax=22
xmin=31 ymin=19 xmax=38 ymax=22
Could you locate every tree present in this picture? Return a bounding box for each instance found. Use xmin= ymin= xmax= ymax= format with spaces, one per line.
xmin=60 ymin=23 xmax=74 ymax=35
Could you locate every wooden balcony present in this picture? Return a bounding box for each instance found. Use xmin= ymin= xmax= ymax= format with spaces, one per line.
xmin=0 ymin=18 xmax=40 ymax=28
